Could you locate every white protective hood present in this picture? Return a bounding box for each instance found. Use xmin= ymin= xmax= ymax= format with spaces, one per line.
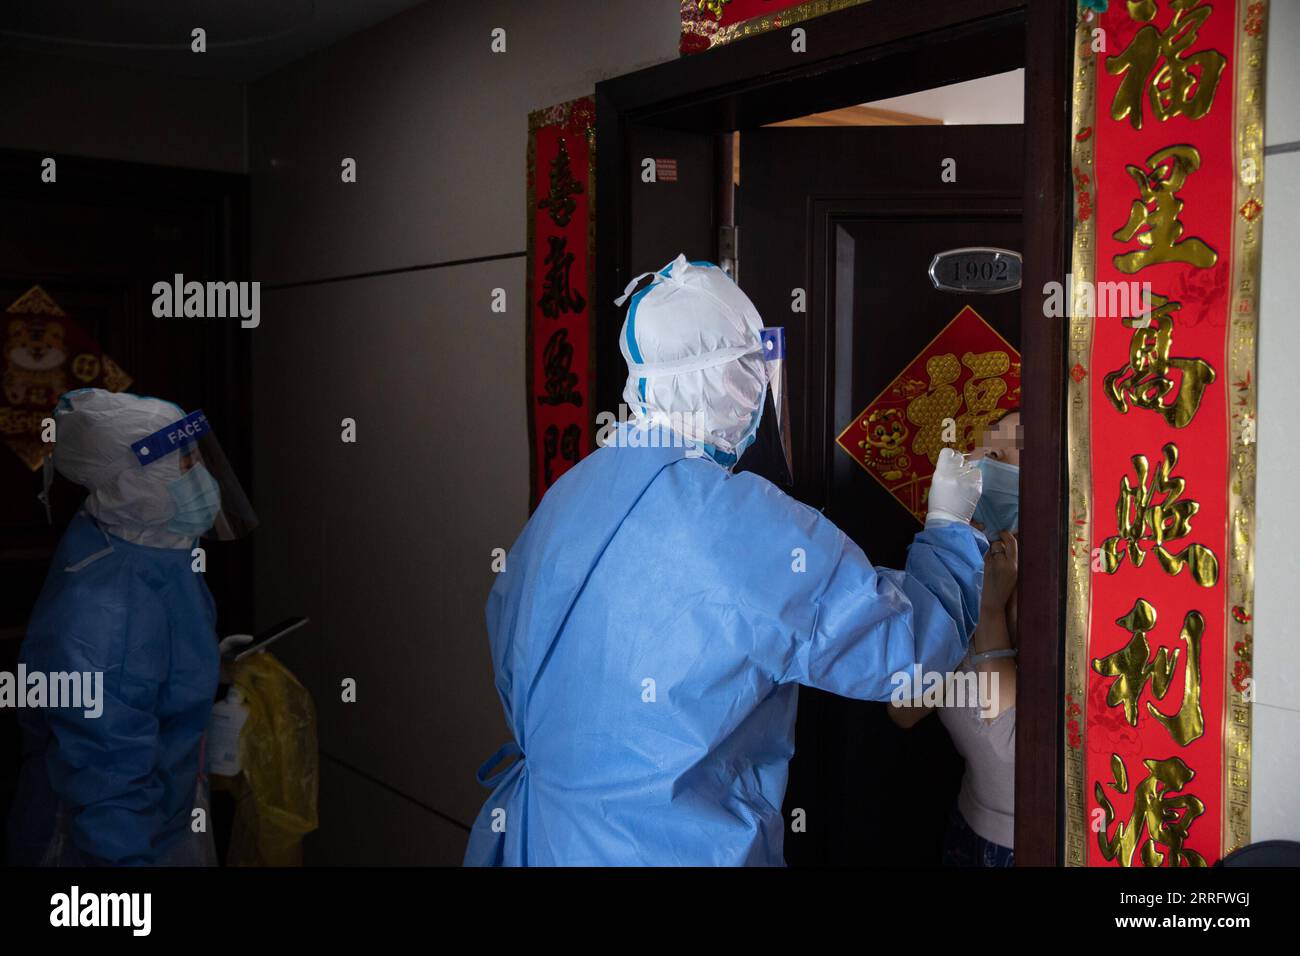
xmin=616 ymin=254 xmax=768 ymax=457
xmin=52 ymin=389 xmax=197 ymax=549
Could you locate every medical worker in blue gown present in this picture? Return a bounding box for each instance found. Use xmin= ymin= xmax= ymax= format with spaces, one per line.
xmin=465 ymin=254 xmax=988 ymax=866
xmin=7 ymin=389 xmax=258 ymax=866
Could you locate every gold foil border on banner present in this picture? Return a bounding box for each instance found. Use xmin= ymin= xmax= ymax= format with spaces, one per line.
xmin=704 ymin=0 xmax=873 ymax=49
xmin=1222 ymin=0 xmax=1266 ymax=858
xmin=1063 ymin=8 xmax=1097 ymax=869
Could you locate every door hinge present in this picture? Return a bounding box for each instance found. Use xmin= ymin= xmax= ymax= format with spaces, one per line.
xmin=719 ymin=225 xmax=739 ymax=282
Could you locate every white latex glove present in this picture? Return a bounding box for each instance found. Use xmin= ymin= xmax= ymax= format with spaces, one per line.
xmin=219 ymin=633 xmax=254 ymax=659
xmin=926 ymin=447 xmax=983 ymax=527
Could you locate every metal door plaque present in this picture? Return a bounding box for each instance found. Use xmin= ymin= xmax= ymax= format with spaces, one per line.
xmin=928 ymin=247 xmax=1022 ymax=294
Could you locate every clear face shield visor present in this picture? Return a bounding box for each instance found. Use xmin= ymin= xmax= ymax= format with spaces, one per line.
xmin=131 ymin=409 xmax=258 ymax=540
xmin=760 ymin=327 xmax=792 ymax=482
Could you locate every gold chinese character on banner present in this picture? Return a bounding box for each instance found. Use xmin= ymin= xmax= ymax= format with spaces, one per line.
xmin=1096 ymin=753 xmax=1208 ymax=867
xmin=1100 ymin=442 xmax=1220 ymax=586
xmin=908 ymin=350 xmax=1010 ymax=464
xmin=696 ymin=0 xmax=732 ymax=19
xmin=538 ymin=235 xmax=586 ymax=319
xmin=1113 ymin=145 xmax=1218 ymax=273
xmin=1103 ymin=294 xmax=1216 ymax=427
xmin=1092 ymin=598 xmax=1205 ymax=745
xmin=1108 ymin=0 xmax=1226 ymax=130
xmin=538 ymin=137 xmax=583 ymax=228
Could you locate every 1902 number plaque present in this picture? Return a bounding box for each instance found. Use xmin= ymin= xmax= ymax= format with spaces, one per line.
xmin=928 ymin=247 xmax=1022 ymax=294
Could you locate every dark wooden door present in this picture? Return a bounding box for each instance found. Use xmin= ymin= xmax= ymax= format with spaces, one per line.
xmin=736 ymin=125 xmax=1023 ymax=864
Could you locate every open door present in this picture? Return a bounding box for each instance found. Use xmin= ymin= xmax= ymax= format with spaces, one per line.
xmin=736 ymin=124 xmax=1024 ymax=864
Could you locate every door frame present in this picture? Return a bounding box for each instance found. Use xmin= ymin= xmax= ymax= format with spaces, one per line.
xmin=595 ymin=0 xmax=1072 ymax=865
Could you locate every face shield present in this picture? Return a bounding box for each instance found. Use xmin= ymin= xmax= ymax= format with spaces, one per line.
xmin=130 ymin=409 xmax=258 ymax=540
xmin=760 ymin=327 xmax=792 ymax=481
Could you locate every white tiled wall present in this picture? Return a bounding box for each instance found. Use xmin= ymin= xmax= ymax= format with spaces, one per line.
xmin=250 ymin=0 xmax=681 ymax=286
xmin=247 ymin=0 xmax=680 ymax=864
xmin=305 ymin=757 xmax=472 ymax=866
xmin=251 ymin=260 xmax=528 ymax=830
xmin=1265 ymin=0 xmax=1300 ymax=146
xmin=1251 ymin=2 xmax=1300 ymax=844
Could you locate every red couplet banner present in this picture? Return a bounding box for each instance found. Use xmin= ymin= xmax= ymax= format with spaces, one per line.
xmin=1064 ymin=0 xmax=1268 ymax=866
xmin=526 ymin=98 xmax=596 ymax=511
xmin=679 ymin=0 xmax=871 ymax=54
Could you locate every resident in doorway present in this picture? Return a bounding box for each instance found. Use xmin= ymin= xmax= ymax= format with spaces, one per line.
xmin=888 ymin=408 xmax=1022 ymax=867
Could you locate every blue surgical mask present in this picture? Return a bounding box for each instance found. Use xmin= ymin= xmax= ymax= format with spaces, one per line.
xmin=972 ymin=457 xmax=1019 ymax=535
xmin=167 ymin=462 xmax=222 ymax=537
xmin=703 ymin=388 xmax=765 ymax=468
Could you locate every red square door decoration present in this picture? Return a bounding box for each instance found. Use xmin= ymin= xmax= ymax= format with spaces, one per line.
xmin=2 ymin=285 xmax=133 ymax=471
xmin=835 ymin=305 xmax=1020 ymax=523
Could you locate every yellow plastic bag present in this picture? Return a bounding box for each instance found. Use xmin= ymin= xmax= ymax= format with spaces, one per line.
xmin=214 ymin=651 xmax=318 ymax=866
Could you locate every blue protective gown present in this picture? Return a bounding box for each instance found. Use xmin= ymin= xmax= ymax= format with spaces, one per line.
xmin=465 ymin=433 xmax=986 ymax=866
xmin=7 ymin=513 xmax=219 ymax=866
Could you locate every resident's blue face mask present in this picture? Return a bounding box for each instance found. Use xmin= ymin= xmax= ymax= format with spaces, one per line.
xmin=972 ymin=457 xmax=1019 ymax=535
xmin=167 ymin=462 xmax=222 ymax=537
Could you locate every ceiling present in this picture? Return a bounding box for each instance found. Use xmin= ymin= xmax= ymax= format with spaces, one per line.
xmin=0 ymin=0 xmax=430 ymax=83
